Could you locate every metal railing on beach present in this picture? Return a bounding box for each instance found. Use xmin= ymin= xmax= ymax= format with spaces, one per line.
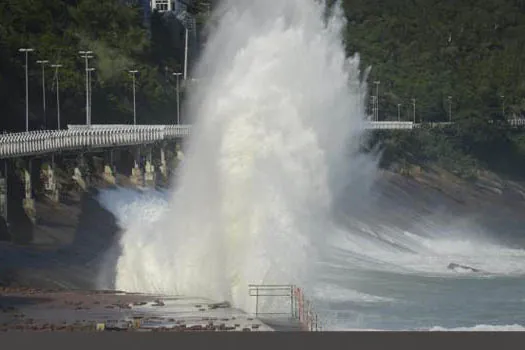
xmin=248 ymin=284 xmax=322 ymax=331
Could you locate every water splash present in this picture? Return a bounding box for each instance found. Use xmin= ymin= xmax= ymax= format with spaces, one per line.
xmin=110 ymin=0 xmax=374 ymax=313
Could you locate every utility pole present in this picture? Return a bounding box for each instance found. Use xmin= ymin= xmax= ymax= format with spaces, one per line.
xmin=369 ymin=96 xmax=375 ymax=121
xmin=412 ymin=98 xmax=416 ymax=123
xmin=397 ymin=103 xmax=402 ymax=121
xmin=128 ymin=70 xmax=138 ymax=125
xmin=19 ymin=48 xmax=34 ymax=132
xmin=373 ymin=81 xmax=380 ymax=121
xmin=173 ymin=72 xmax=182 ymax=124
xmin=184 ymin=27 xmax=189 ymax=81
xmin=79 ymin=51 xmax=93 ymax=125
xmin=87 ymin=68 xmax=96 ymax=124
xmin=50 ymin=64 xmax=63 ymax=129
xmin=501 ymin=95 xmax=505 ymax=118
xmin=448 ymin=95 xmax=452 ymax=122
xmin=36 ymin=60 xmax=49 ymax=128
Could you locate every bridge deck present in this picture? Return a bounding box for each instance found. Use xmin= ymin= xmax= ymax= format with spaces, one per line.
xmin=0 ymin=125 xmax=191 ymax=159
xmin=6 ymin=119 xmax=522 ymax=160
xmin=0 ymin=122 xmax=417 ymax=160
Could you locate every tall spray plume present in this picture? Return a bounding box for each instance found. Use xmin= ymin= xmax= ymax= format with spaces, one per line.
xmin=111 ymin=0 xmax=377 ymax=313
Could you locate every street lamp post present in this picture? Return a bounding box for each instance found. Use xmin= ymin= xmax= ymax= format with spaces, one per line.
xmin=369 ymin=96 xmax=375 ymax=121
xmin=19 ymin=48 xmax=34 ymax=132
xmin=397 ymin=103 xmax=402 ymax=121
xmin=206 ymin=3 xmax=211 ymax=16
xmin=128 ymin=70 xmax=138 ymax=125
xmin=172 ymin=72 xmax=182 ymax=124
xmin=50 ymin=64 xmax=62 ymax=129
xmin=36 ymin=60 xmax=49 ymax=128
xmin=373 ymin=81 xmax=380 ymax=121
xmin=501 ymin=95 xmax=505 ymax=118
xmin=184 ymin=28 xmax=189 ymax=81
xmin=448 ymin=96 xmax=452 ymax=122
xmin=87 ymin=68 xmax=95 ymax=124
xmin=412 ymin=98 xmax=416 ymax=123
xmin=79 ymin=51 xmax=93 ymax=125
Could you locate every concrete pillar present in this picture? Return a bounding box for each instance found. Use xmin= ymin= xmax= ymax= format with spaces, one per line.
xmin=159 ymin=147 xmax=169 ymax=181
xmin=22 ymin=161 xmax=36 ymax=224
xmin=176 ymin=148 xmax=185 ymax=162
xmin=72 ymin=167 xmax=87 ymax=191
xmin=103 ymin=165 xmax=116 ymax=185
xmin=130 ymin=147 xmax=144 ymax=187
xmin=0 ymin=162 xmax=7 ymax=226
xmin=144 ymin=161 xmax=155 ymax=187
xmin=130 ymin=161 xmax=144 ymax=187
xmin=103 ymin=150 xmax=116 ymax=185
xmin=174 ymin=142 xmax=185 ymax=169
xmin=72 ymin=156 xmax=87 ymax=191
xmin=42 ymin=156 xmax=60 ymax=203
xmin=144 ymin=148 xmax=156 ymax=187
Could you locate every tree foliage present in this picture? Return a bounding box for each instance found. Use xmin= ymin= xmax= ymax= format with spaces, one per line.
xmin=342 ymin=0 xmax=525 ymax=122
xmin=2 ymin=0 xmax=525 ymax=178
xmin=342 ymin=0 xmax=525 ymax=179
xmin=0 ymin=0 xmax=199 ymax=131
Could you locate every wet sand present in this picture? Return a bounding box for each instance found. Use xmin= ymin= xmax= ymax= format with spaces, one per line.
xmin=0 ymin=287 xmax=275 ymax=332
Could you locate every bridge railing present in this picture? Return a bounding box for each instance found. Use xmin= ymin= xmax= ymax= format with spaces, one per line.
xmin=508 ymin=118 xmax=525 ymax=127
xmin=366 ymin=121 xmax=415 ymax=130
xmin=1 ymin=120 xmax=470 ymax=159
xmin=248 ymin=284 xmax=322 ymax=331
xmin=0 ymin=125 xmax=192 ymax=159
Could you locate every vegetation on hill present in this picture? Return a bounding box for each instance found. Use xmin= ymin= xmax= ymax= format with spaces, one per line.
xmin=1 ymin=0 xmax=525 ymax=179
xmin=0 ymin=0 xmax=210 ymax=132
xmin=341 ymin=0 xmax=525 ymax=180
xmin=342 ymin=0 xmax=525 ymax=122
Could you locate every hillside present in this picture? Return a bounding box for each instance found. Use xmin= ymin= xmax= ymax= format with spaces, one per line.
xmin=342 ymin=0 xmax=525 ymax=122
xmin=0 ymin=0 xmax=211 ymax=132
xmin=2 ymin=1 xmax=525 ymax=178
xmin=341 ymin=0 xmax=525 ymax=179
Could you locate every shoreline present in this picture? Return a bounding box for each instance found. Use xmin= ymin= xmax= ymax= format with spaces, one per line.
xmin=1 ymin=163 xmax=525 ymax=331
xmin=0 ymin=287 xmax=277 ymax=332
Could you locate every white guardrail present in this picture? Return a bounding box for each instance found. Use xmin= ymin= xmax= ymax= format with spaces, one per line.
xmin=0 ymin=125 xmax=192 ymax=159
xmin=7 ymin=118 xmax=514 ymax=159
xmin=366 ymin=121 xmax=415 ymax=130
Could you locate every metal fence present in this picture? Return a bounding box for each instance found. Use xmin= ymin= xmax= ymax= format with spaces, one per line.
xmin=248 ymin=284 xmax=322 ymax=331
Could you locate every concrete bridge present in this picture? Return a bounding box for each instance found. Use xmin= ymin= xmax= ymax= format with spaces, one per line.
xmin=0 ymin=122 xmax=420 ymax=157
xmin=0 ymin=124 xmax=192 ymax=240
xmin=0 ymin=124 xmax=191 ymax=159
xmin=0 ymin=120 xmax=454 ymax=240
xmin=0 ymin=121 xmax=421 ymax=160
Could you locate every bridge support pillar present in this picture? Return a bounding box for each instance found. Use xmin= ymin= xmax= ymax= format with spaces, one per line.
xmin=42 ymin=156 xmax=60 ymax=203
xmin=22 ymin=161 xmax=36 ymax=224
xmin=72 ymin=156 xmax=87 ymax=191
xmin=0 ymin=162 xmax=7 ymax=227
xmin=144 ymin=149 xmax=156 ymax=188
xmin=175 ymin=143 xmax=185 ymax=168
xmin=103 ymin=150 xmax=116 ymax=185
xmin=130 ymin=161 xmax=144 ymax=187
xmin=159 ymin=147 xmax=169 ymax=182
xmin=103 ymin=165 xmax=116 ymax=185
xmin=130 ymin=147 xmax=144 ymax=187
